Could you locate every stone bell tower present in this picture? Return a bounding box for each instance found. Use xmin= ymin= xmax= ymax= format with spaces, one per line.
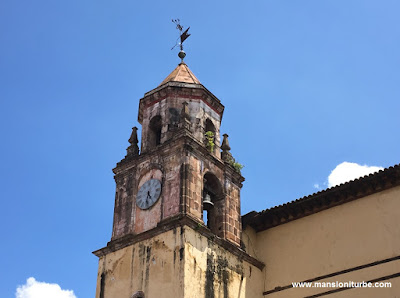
xmin=109 ymin=59 xmax=244 ymax=245
xmin=93 ymin=52 xmax=263 ymax=298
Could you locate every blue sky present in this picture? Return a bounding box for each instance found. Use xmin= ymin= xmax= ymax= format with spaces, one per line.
xmin=1 ymin=0 xmax=399 ymax=297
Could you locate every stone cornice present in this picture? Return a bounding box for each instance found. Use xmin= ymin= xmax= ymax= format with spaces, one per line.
xmin=113 ymin=132 xmax=244 ymax=186
xmin=92 ymin=214 xmax=264 ymax=270
xmin=243 ymin=164 xmax=400 ymax=232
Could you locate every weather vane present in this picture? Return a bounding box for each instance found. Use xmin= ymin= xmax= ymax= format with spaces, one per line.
xmin=171 ymin=19 xmax=191 ymax=62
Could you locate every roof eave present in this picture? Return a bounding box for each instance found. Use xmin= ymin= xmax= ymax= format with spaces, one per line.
xmin=243 ymin=164 xmax=400 ymax=232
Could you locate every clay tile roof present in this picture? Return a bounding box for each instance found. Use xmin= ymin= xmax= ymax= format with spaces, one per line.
xmin=242 ymin=163 xmax=400 ymax=232
xmin=159 ymin=62 xmax=201 ymax=86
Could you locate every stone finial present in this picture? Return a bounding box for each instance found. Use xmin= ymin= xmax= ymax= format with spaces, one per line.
xmin=127 ymin=127 xmax=139 ymax=156
xmin=221 ymin=134 xmax=233 ymax=163
xmin=221 ymin=134 xmax=231 ymax=151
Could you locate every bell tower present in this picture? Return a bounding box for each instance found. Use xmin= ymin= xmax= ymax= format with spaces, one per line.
xmin=93 ymin=46 xmax=263 ymax=297
xmin=110 ymin=60 xmax=244 ymax=245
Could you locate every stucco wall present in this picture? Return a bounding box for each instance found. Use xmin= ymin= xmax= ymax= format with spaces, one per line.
xmin=95 ymin=225 xmax=264 ymax=298
xmin=252 ymin=185 xmax=400 ymax=297
xmin=95 ymin=228 xmax=185 ymax=298
xmin=184 ymin=226 xmax=263 ymax=298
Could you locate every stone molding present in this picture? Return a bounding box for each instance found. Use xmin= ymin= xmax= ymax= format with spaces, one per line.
xmin=93 ymin=213 xmax=264 ymax=270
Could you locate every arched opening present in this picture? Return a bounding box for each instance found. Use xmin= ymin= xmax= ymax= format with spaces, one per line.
xmin=204 ymin=119 xmax=216 ymax=153
xmin=148 ymin=115 xmax=162 ymax=148
xmin=131 ymin=291 xmax=145 ymax=298
xmin=168 ymin=107 xmax=180 ymax=127
xmin=203 ymin=172 xmax=223 ymax=233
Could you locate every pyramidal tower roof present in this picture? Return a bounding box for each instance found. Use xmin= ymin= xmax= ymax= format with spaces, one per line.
xmin=159 ymin=62 xmax=201 ymax=86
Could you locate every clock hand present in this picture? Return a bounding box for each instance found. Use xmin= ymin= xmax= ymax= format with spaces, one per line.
xmin=146 ymin=191 xmax=151 ymax=206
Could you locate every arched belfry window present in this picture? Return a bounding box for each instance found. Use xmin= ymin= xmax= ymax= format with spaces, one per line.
xmin=203 ymin=172 xmax=223 ymax=233
xmin=148 ymin=115 xmax=162 ymax=148
xmin=204 ymin=119 xmax=216 ymax=153
xmin=168 ymin=107 xmax=180 ymax=130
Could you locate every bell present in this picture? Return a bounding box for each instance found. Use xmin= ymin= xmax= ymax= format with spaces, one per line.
xmin=203 ymin=193 xmax=214 ymax=211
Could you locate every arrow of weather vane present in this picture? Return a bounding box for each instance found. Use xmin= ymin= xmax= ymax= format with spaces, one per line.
xmin=171 ymin=19 xmax=191 ymax=51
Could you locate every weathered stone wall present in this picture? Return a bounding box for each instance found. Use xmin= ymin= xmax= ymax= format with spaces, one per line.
xmin=188 ymin=99 xmax=221 ymax=157
xmin=184 ymin=226 xmax=264 ymax=298
xmin=139 ymin=86 xmax=222 ymax=158
xmin=112 ymin=171 xmax=138 ymax=238
xmin=95 ymin=228 xmax=185 ymax=298
xmin=95 ymin=226 xmax=264 ymax=298
xmin=112 ymin=142 xmax=186 ymax=239
xmin=112 ymin=117 xmax=243 ymax=246
xmin=224 ymin=179 xmax=242 ymax=245
xmin=162 ymin=153 xmax=181 ymax=219
xmin=182 ymin=149 xmax=243 ymax=246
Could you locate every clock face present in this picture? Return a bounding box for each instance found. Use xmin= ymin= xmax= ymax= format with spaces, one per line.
xmin=136 ymin=179 xmax=162 ymax=210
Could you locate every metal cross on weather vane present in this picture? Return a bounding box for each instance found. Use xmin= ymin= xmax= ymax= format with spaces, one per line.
xmin=171 ymin=19 xmax=191 ymax=62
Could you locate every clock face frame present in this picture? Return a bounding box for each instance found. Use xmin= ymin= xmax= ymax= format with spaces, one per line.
xmin=136 ymin=179 xmax=162 ymax=210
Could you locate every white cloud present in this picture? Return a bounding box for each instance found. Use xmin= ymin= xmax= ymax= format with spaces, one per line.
xmin=16 ymin=277 xmax=76 ymax=298
xmin=328 ymin=161 xmax=383 ymax=188
xmin=313 ymin=183 xmax=320 ymax=190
